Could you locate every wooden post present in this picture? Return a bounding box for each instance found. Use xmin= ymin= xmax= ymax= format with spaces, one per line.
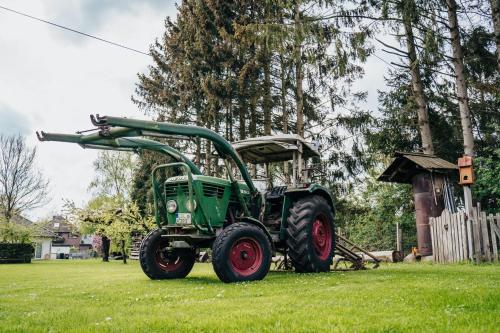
xmin=435 ymin=216 xmax=441 ymax=263
xmin=459 ymin=212 xmax=467 ymax=261
xmin=473 ymin=206 xmax=482 ymax=263
xmin=430 ymin=219 xmax=436 ymax=262
xmin=450 ymin=211 xmax=457 ymax=262
xmin=396 ymin=223 xmax=402 ymax=253
xmin=446 ymin=211 xmax=455 ymax=262
xmin=488 ymin=214 xmax=498 ymax=262
xmin=463 ymin=185 xmax=473 ymax=214
xmin=466 ymin=212 xmax=474 ymax=261
xmin=481 ymin=210 xmax=491 ymax=262
xmin=438 ymin=215 xmax=443 ymax=263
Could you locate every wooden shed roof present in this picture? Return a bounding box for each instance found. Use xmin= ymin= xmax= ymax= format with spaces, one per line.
xmin=378 ymin=152 xmax=457 ymax=184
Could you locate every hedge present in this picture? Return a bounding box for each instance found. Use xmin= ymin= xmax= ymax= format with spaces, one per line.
xmin=0 ymin=243 xmax=34 ymax=263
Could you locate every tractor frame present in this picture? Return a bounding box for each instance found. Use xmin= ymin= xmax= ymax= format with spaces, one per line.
xmin=38 ymin=115 xmax=336 ymax=282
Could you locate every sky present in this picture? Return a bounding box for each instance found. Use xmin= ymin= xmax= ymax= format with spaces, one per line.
xmin=0 ymin=1 xmax=390 ymax=221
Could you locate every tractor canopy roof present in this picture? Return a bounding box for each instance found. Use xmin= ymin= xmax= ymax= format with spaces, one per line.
xmin=232 ymin=134 xmax=320 ymax=164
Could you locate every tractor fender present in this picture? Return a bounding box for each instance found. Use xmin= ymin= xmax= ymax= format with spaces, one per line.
xmin=235 ymin=216 xmax=276 ymax=255
xmin=279 ymin=185 xmax=336 ymax=241
xmin=284 ymin=184 xmax=335 ymax=212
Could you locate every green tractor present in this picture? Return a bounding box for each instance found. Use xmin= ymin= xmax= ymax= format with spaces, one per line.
xmin=38 ymin=115 xmax=336 ymax=283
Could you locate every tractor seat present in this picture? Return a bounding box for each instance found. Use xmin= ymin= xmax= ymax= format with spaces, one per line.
xmin=265 ymin=186 xmax=287 ymax=200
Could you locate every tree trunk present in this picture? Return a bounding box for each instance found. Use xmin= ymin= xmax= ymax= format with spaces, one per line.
xmin=121 ymin=240 xmax=127 ymax=264
xmin=213 ymin=107 xmax=220 ymax=176
xmin=281 ymin=53 xmax=290 ymax=182
xmin=263 ymin=50 xmax=272 ymax=135
xmin=195 ymin=137 xmax=201 ymax=168
xmin=225 ymin=106 xmax=229 ymax=139
xmin=228 ymin=103 xmax=234 ymax=142
xmin=195 ymin=106 xmax=202 ymax=167
xmin=205 ymin=139 xmax=212 ymax=176
xmin=446 ymin=0 xmax=475 ymax=156
xmin=491 ymin=0 xmax=500 ymax=72
xmin=239 ymin=95 xmax=247 ymax=140
xmin=403 ymin=12 xmax=435 ymax=155
xmin=102 ymin=235 xmax=110 ymax=262
xmin=294 ymin=0 xmax=304 ymax=137
xmin=249 ymin=79 xmax=258 ymax=137
xmin=281 ymin=57 xmax=288 ymax=135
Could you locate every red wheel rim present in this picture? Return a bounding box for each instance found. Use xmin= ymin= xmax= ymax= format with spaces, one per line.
xmin=154 ymin=240 xmax=182 ymax=272
xmin=229 ymin=237 xmax=263 ymax=276
xmin=312 ymin=214 xmax=332 ymax=260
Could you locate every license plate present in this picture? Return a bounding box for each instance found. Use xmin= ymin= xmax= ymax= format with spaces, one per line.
xmin=176 ymin=213 xmax=192 ymax=225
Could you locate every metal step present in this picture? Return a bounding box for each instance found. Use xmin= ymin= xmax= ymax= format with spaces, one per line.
xmin=333 ymin=235 xmax=381 ymax=270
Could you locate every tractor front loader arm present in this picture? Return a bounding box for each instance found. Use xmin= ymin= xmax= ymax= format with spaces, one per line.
xmin=90 ymin=114 xmax=258 ymax=195
xmin=36 ymin=131 xmax=202 ymax=175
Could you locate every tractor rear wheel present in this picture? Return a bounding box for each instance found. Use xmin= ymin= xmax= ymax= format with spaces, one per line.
xmin=286 ymin=195 xmax=335 ymax=273
xmin=139 ymin=228 xmax=196 ymax=280
xmin=212 ymin=222 xmax=272 ymax=283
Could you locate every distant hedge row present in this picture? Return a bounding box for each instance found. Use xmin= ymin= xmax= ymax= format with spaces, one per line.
xmin=0 ymin=243 xmax=34 ymax=263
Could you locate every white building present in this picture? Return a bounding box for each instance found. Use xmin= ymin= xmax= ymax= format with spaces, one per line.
xmin=31 ymin=224 xmax=59 ymax=260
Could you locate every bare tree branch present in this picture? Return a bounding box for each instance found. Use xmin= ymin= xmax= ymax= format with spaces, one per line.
xmin=0 ymin=134 xmax=49 ymax=221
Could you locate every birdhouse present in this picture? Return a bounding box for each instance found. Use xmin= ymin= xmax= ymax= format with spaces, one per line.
xmin=458 ymin=155 xmax=474 ymax=185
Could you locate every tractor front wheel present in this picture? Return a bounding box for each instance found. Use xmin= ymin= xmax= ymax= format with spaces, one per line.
xmin=212 ymin=222 xmax=272 ymax=283
xmin=139 ymin=228 xmax=196 ymax=280
xmin=286 ymin=195 xmax=335 ymax=273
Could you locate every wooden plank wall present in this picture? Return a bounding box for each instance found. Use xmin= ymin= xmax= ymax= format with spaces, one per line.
xmin=429 ymin=208 xmax=500 ymax=263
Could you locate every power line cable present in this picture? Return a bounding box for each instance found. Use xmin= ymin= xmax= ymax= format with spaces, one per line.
xmin=0 ymin=5 xmax=150 ymax=56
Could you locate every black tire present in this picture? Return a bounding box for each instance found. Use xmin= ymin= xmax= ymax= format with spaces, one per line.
xmin=139 ymin=228 xmax=196 ymax=280
xmin=212 ymin=222 xmax=272 ymax=283
xmin=286 ymin=195 xmax=335 ymax=273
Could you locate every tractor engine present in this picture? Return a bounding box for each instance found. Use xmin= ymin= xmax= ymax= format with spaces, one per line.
xmin=162 ymin=175 xmax=251 ymax=231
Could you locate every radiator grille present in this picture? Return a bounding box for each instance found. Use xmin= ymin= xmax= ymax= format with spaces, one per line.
xmin=202 ymin=184 xmax=225 ymax=199
xmin=164 ymin=182 xmax=189 ymax=197
xmin=164 ymin=182 xmax=226 ymax=199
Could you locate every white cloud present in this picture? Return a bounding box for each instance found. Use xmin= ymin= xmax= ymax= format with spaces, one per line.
xmin=0 ymin=103 xmax=31 ymax=135
xmin=0 ymin=1 xmax=177 ymax=220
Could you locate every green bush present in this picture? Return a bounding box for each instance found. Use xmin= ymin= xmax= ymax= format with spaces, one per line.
xmin=335 ymin=172 xmax=416 ymax=253
xmin=0 ymin=243 xmax=34 ymax=263
xmin=0 ymin=218 xmax=32 ymax=244
xmin=474 ymin=149 xmax=500 ymax=214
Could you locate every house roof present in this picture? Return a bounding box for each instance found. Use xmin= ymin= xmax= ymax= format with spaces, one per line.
xmin=10 ymin=215 xmax=33 ymax=226
xmin=50 ymin=216 xmax=75 ymax=233
xmin=232 ymin=134 xmax=320 ymax=163
xmin=378 ymin=152 xmax=458 ymax=184
xmin=32 ymin=225 xmax=59 ymax=239
xmin=10 ymin=215 xmax=59 ymax=239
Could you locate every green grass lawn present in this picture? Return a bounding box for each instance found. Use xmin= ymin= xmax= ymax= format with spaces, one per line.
xmin=0 ymin=260 xmax=499 ymax=333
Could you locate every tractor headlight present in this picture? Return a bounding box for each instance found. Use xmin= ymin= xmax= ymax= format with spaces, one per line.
xmin=166 ymin=200 xmax=177 ymax=213
xmin=185 ymin=200 xmax=197 ymax=212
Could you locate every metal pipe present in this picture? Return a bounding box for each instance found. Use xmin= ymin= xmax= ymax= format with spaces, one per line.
xmin=37 ymin=131 xmax=202 ymax=175
xmin=90 ymin=115 xmax=258 ymax=195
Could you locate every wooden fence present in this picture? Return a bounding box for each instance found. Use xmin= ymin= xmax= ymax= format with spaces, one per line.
xmin=429 ymin=208 xmax=500 ymax=263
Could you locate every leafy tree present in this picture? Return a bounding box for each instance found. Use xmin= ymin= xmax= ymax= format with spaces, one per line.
xmin=0 ymin=215 xmax=32 ymax=244
xmin=65 ymin=197 xmax=154 ymax=264
xmin=132 ymin=0 xmax=374 ymax=205
xmin=336 ymin=170 xmax=416 ymax=252
xmin=131 ymin=148 xmax=181 ymax=215
xmin=88 ymin=151 xmax=135 ymax=199
xmin=0 ymin=134 xmax=49 ymax=222
xmin=127 ymin=0 xmax=498 ymax=252
xmin=474 ymin=148 xmax=500 ymax=213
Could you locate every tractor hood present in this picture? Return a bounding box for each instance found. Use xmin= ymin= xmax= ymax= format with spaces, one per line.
xmin=165 ymin=175 xmax=250 ymax=195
